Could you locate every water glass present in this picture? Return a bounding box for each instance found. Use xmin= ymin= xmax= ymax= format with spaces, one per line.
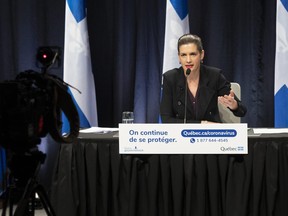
xmin=122 ymin=111 xmax=134 ymax=123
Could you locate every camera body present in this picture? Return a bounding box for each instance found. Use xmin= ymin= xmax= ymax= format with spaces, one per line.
xmin=0 ymin=46 xmax=80 ymax=153
xmin=0 ymin=70 xmax=52 ymax=152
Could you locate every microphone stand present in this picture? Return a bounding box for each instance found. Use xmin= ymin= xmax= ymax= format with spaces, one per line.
xmin=184 ymin=69 xmax=191 ymax=123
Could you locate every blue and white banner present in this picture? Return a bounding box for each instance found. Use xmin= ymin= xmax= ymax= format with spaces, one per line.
xmin=119 ymin=124 xmax=248 ymax=154
xmin=275 ymin=0 xmax=288 ymax=127
xmin=62 ymin=0 xmax=98 ymax=132
xmin=162 ymin=0 xmax=190 ymax=75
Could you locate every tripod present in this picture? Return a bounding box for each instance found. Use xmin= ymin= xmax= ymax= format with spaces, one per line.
xmin=1 ymin=150 xmax=56 ymax=216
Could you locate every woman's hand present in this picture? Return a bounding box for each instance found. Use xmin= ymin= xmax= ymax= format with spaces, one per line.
xmin=218 ymin=90 xmax=238 ymax=110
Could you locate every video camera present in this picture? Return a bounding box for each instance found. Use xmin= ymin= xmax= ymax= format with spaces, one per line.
xmin=0 ymin=47 xmax=80 ymax=152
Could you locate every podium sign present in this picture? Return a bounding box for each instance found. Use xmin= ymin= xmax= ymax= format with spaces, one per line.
xmin=119 ymin=123 xmax=248 ymax=154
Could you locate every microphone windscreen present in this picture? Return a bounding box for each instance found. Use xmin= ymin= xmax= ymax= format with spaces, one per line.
xmin=186 ymin=68 xmax=191 ymax=76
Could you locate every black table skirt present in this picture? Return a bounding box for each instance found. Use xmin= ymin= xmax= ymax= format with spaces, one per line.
xmin=50 ymin=133 xmax=288 ymax=216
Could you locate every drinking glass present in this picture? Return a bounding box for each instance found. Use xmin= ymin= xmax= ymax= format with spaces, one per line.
xmin=122 ymin=111 xmax=134 ymax=123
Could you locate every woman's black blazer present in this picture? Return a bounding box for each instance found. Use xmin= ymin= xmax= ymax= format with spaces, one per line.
xmin=160 ymin=64 xmax=247 ymax=123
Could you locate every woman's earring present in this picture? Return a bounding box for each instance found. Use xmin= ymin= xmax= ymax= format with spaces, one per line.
xmin=201 ymin=59 xmax=203 ymax=63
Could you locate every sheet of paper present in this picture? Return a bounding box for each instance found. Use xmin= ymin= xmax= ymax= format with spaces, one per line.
xmin=253 ymin=128 xmax=288 ymax=134
xmin=80 ymin=127 xmax=119 ymax=134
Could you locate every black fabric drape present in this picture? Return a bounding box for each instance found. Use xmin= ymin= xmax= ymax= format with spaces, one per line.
xmin=51 ymin=135 xmax=288 ymax=216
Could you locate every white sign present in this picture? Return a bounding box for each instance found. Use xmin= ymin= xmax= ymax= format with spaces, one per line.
xmin=119 ymin=123 xmax=248 ymax=154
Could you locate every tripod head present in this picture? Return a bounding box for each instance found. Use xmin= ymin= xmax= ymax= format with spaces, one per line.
xmin=7 ymin=148 xmax=46 ymax=189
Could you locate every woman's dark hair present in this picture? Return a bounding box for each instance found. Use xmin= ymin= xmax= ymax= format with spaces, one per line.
xmin=177 ymin=34 xmax=203 ymax=53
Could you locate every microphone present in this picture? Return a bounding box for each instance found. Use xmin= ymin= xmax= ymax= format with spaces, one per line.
xmin=186 ymin=68 xmax=191 ymax=76
xmin=184 ymin=68 xmax=191 ymax=123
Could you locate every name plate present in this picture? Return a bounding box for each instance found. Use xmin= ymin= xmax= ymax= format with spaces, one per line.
xmin=119 ymin=123 xmax=248 ymax=154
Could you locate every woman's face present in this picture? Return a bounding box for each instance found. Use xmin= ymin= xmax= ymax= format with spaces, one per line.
xmin=178 ymin=43 xmax=204 ymax=74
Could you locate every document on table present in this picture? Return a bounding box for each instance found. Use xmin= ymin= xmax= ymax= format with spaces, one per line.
xmin=252 ymin=128 xmax=288 ymax=134
xmin=80 ymin=127 xmax=119 ymax=134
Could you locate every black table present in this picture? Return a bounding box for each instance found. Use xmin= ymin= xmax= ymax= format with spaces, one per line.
xmin=50 ymin=131 xmax=288 ymax=216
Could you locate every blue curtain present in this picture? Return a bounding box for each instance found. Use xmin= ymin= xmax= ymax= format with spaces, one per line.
xmin=0 ymin=0 xmax=276 ymax=128
xmin=87 ymin=0 xmax=275 ymax=127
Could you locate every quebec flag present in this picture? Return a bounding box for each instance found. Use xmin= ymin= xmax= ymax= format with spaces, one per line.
xmin=162 ymin=0 xmax=190 ymax=74
xmin=62 ymin=0 xmax=98 ymax=132
xmin=275 ymin=0 xmax=288 ymax=127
